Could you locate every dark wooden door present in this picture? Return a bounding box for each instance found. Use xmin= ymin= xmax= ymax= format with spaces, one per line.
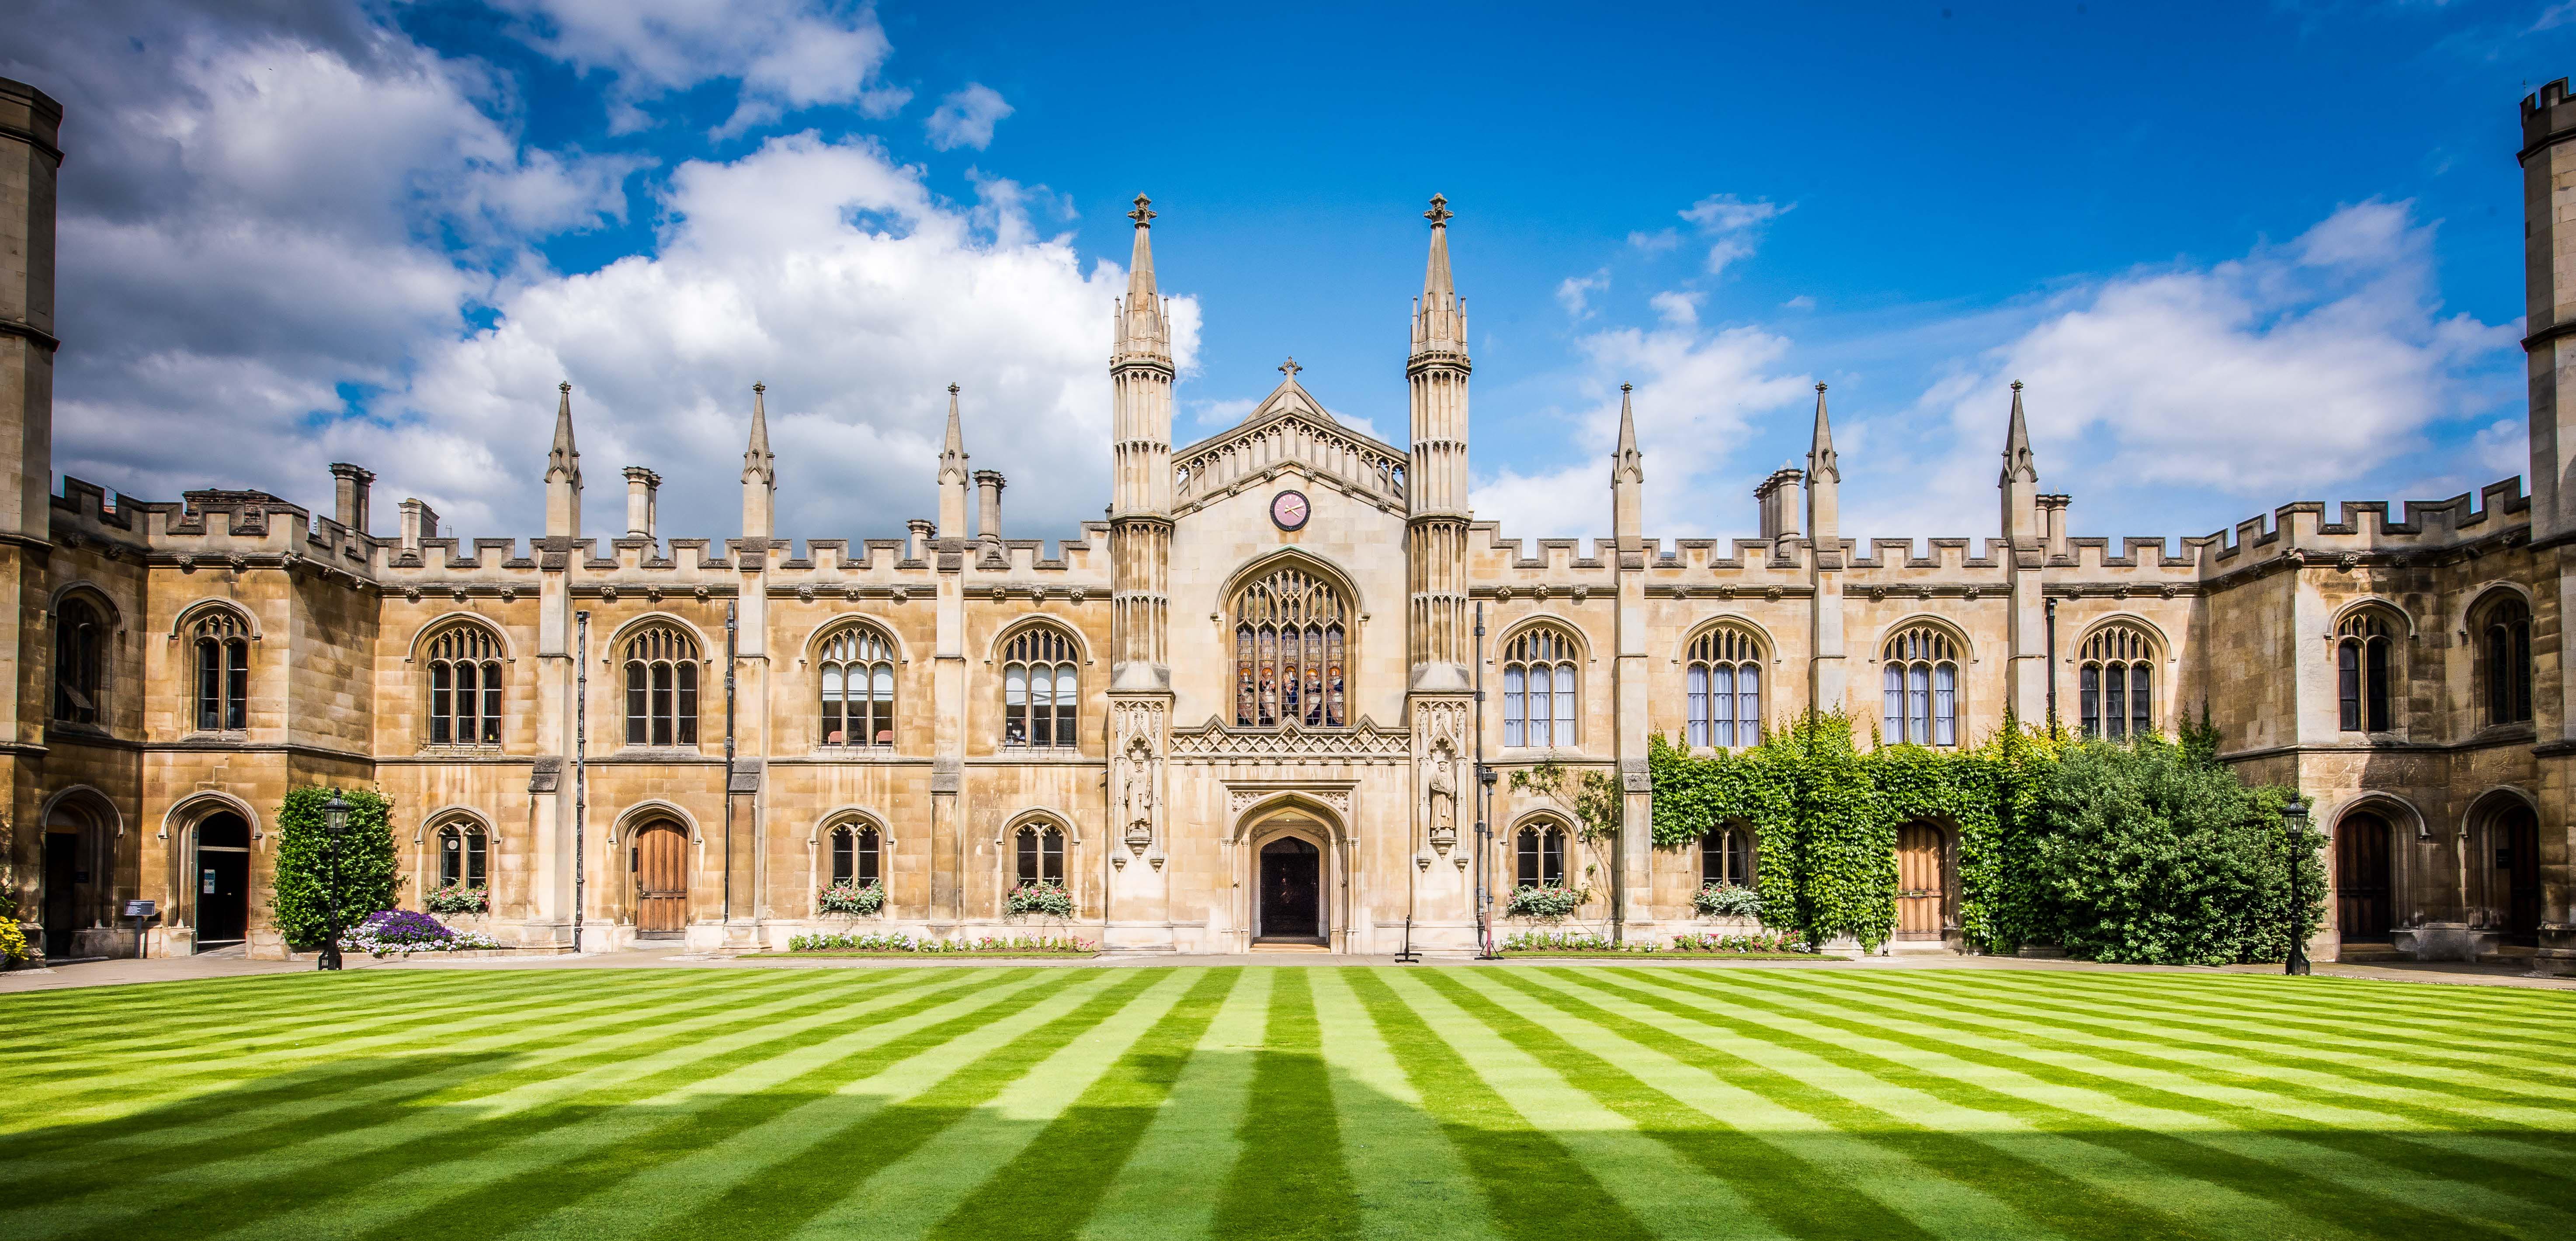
xmin=2500 ymin=805 xmax=2541 ymax=939
xmin=2335 ymin=811 xmax=2392 ymax=942
xmin=1896 ymin=823 xmax=1944 ymax=940
xmin=1259 ymin=837 xmax=1321 ymax=940
xmin=195 ymin=813 xmax=250 ymax=948
xmin=633 ymin=824 xmax=688 ymax=936
xmin=42 ymin=832 xmax=76 ymax=958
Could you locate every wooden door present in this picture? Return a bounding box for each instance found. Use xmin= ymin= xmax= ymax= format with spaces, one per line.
xmin=1896 ymin=823 xmax=1944 ymax=941
xmin=2500 ymin=805 xmax=2541 ymax=939
xmin=2335 ymin=811 xmax=2392 ymax=942
xmin=1258 ymin=836 xmax=1322 ymax=940
xmin=633 ymin=824 xmax=688 ymax=935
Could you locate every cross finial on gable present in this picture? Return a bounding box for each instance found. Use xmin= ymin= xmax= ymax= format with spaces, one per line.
xmin=1423 ymin=194 xmax=1453 ymax=226
xmin=1278 ymin=357 xmax=1302 ymax=380
xmin=1128 ymin=194 xmax=1156 ymax=226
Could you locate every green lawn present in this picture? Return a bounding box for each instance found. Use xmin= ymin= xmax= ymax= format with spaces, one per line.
xmin=3 ymin=964 xmax=2572 ymax=1240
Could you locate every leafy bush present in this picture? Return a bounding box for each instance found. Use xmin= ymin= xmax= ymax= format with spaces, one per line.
xmin=787 ymin=932 xmax=1093 ymax=954
xmin=817 ymin=881 xmax=885 ymax=916
xmin=1500 ymin=931 xmax=1652 ymax=954
xmin=1005 ymin=882 xmax=1075 ymax=919
xmin=422 ymin=884 xmax=488 ymax=915
xmin=1693 ymin=882 xmax=1763 ymax=919
xmin=270 ymin=787 xmax=398 ymax=950
xmin=1504 ymin=884 xmax=1590 ymax=921
xmin=0 ymin=892 xmax=31 ymax=964
xmin=340 ymin=909 xmax=501 ymax=956
xmin=1669 ymin=930 xmax=1812 ymax=954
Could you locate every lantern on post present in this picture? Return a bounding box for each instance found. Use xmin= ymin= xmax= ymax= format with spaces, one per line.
xmin=2281 ymin=798 xmax=2312 ymax=977
xmin=316 ymin=791 xmax=352 ymax=972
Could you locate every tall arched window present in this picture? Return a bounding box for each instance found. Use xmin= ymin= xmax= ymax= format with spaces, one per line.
xmin=426 ymin=624 xmax=504 ymax=745
xmin=1232 ymin=565 xmax=1348 ymax=728
xmin=1700 ymin=824 xmax=1755 ymax=887
xmin=1685 ymin=626 xmax=1764 ymax=748
xmin=1516 ymin=824 xmax=1568 ymax=888
xmin=1882 ymin=626 xmax=1960 ymax=746
xmin=192 ymin=609 xmax=251 ymax=732
xmin=1015 ymin=823 xmax=1066 ymax=884
xmin=2077 ymin=624 xmax=2155 ymax=740
xmin=2481 ymin=596 xmax=2533 ymax=727
xmin=1002 ymin=627 xmax=1079 ymax=748
xmin=2336 ymin=611 xmax=2395 ymax=733
xmin=819 ymin=626 xmax=898 ymax=747
xmin=829 ymin=823 xmax=882 ymax=886
xmin=1502 ymin=627 xmax=1579 ymax=748
xmin=436 ymin=823 xmax=488 ymax=889
xmin=52 ymin=596 xmax=104 ymax=725
xmin=623 ymin=626 xmax=701 ymax=747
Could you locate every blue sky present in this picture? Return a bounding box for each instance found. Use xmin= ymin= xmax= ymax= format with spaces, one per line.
xmin=10 ymin=0 xmax=2572 ymax=548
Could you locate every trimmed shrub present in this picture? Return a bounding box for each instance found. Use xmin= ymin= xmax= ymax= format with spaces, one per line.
xmin=1504 ymin=884 xmax=1590 ymax=921
xmin=270 ymin=787 xmax=398 ymax=951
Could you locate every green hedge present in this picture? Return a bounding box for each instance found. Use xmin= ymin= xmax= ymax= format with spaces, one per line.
xmin=269 ymin=785 xmax=398 ymax=950
xmin=1649 ymin=712 xmax=2321 ymax=962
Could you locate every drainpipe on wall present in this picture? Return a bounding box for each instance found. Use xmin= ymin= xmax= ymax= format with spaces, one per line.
xmin=2044 ymin=596 xmax=2059 ymax=733
xmin=722 ymin=602 xmax=738 ymax=924
xmin=1473 ymin=603 xmax=1495 ymax=959
xmin=574 ymin=610 xmax=588 ymax=955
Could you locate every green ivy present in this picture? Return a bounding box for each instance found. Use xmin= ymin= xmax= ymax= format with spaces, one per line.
xmin=269 ymin=785 xmax=399 ymax=950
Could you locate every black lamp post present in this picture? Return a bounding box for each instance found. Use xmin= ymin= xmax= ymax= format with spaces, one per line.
xmin=2281 ymin=798 xmax=2312 ymax=977
xmin=317 ymin=791 xmax=351 ymax=972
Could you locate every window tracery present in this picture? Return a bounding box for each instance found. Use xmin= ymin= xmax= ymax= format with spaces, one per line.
xmin=818 ymin=626 xmax=898 ymax=747
xmin=426 ymin=624 xmax=504 ymax=746
xmin=2336 ymin=611 xmax=2395 ymax=734
xmin=1232 ymin=566 xmax=1347 ymax=728
xmin=1882 ymin=626 xmax=1959 ymax=747
xmin=1003 ymin=627 xmax=1079 ymax=748
xmin=623 ymin=626 xmax=700 ymax=748
xmin=1502 ymin=627 xmax=1578 ymax=748
xmin=2077 ymin=624 xmax=2154 ymax=740
xmin=192 ymin=609 xmax=250 ymax=732
xmin=1685 ymin=626 xmax=1764 ymax=748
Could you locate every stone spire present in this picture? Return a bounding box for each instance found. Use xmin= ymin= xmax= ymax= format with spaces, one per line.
xmin=1611 ymin=383 xmax=1643 ymax=552
xmin=545 ymin=381 xmax=582 ymax=538
xmin=1805 ymin=383 xmax=1840 ymax=558
xmin=1411 ymin=194 xmax=1467 ymax=360
xmin=1110 ymin=194 xmax=1177 ymax=691
xmin=2000 ymin=380 xmax=2041 ymax=547
xmin=1806 ymin=381 xmax=1840 ymax=483
xmin=1406 ymin=194 xmax=1473 ymax=691
xmin=937 ymin=383 xmax=970 ymax=542
xmin=1114 ymin=195 xmax=1170 ymax=365
xmin=742 ymin=381 xmax=775 ymax=541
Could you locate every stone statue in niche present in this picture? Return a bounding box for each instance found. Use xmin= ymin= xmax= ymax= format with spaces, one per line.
xmin=1425 ymin=740 xmax=1458 ymax=854
xmin=1121 ymin=736 xmax=1157 ymax=854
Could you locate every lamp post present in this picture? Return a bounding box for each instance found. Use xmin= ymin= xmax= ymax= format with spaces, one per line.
xmin=317 ymin=791 xmax=351 ymax=972
xmin=2281 ymin=798 xmax=2312 ymax=977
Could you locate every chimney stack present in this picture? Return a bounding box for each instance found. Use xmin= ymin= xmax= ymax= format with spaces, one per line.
xmin=2038 ymin=494 xmax=2070 ymax=561
xmin=398 ymin=498 xmax=439 ymax=551
xmin=624 ymin=467 xmax=661 ymax=539
xmin=329 ymin=463 xmax=374 ymax=536
xmin=1755 ymin=466 xmax=1804 ymax=547
xmin=907 ymin=517 xmax=936 ymax=562
xmin=974 ymin=469 xmax=1005 ymax=548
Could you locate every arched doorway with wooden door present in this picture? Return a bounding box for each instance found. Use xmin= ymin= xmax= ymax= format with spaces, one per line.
xmin=40 ymin=790 xmax=121 ymax=959
xmin=193 ymin=812 xmax=252 ymax=952
xmin=1231 ymin=795 xmax=1346 ymax=951
xmin=2334 ymin=808 xmax=2395 ymax=944
xmin=1257 ymin=835 xmax=1324 ymax=943
xmin=629 ymin=818 xmax=691 ymax=939
xmin=2485 ymin=798 xmax=2542 ymax=945
xmin=1895 ymin=822 xmax=1951 ymax=943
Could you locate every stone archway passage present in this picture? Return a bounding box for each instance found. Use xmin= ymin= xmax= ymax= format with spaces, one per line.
xmin=1896 ymin=823 xmax=1945 ymax=941
xmin=1257 ymin=836 xmax=1322 ymax=942
xmin=2336 ymin=811 xmax=2393 ymax=943
xmin=632 ymin=822 xmax=688 ymax=937
xmin=194 ymin=812 xmax=251 ymax=950
xmin=2497 ymin=803 xmax=2541 ymax=941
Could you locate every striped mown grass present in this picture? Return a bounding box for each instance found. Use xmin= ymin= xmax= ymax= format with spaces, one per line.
xmin=3 ymin=966 xmax=2572 ymax=1239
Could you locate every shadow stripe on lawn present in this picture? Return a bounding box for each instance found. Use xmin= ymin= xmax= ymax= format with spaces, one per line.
xmin=22 ymin=971 xmax=1036 ymax=1241
xmin=1474 ymin=968 xmax=2216 ymax=1241
xmin=1593 ymin=967 xmax=2532 ymax=1241
xmin=0 ymin=970 xmax=843 ymax=1169
xmin=924 ymin=969 xmax=1244 ymax=1241
xmin=1720 ymin=969 xmax=2576 ymax=1212
xmin=1205 ymin=969 xmax=1364 ymax=1241
xmin=1801 ymin=970 xmax=2576 ymax=1151
xmin=611 ymin=969 xmax=1174 ymax=1241
xmin=1342 ymin=967 xmax=1655 ymax=1241
xmin=1909 ymin=971 xmax=2576 ymax=1052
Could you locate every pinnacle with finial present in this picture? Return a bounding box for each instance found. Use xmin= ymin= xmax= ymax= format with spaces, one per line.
xmin=1279 ymin=357 xmax=1302 ymax=380
xmin=1614 ymin=382 xmax=1643 ymax=483
xmin=1424 ymin=194 xmax=1453 ymax=227
xmin=1128 ymin=194 xmax=1155 ymax=226
xmin=1807 ymin=380 xmax=1840 ymax=483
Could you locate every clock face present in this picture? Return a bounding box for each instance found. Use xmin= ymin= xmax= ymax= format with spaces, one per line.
xmin=1270 ymin=489 xmax=1311 ymax=531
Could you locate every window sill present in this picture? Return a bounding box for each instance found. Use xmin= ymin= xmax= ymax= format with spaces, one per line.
xmin=813 ymin=745 xmax=902 ymax=759
xmin=419 ymin=743 xmax=506 ymax=756
xmin=1497 ymin=746 xmax=1595 ymax=760
xmin=181 ymin=731 xmax=250 ymax=744
xmin=996 ymin=746 xmax=1088 ymax=759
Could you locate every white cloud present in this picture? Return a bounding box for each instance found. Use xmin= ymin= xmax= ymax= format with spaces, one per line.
xmin=1678 ymin=192 xmax=1790 ymax=276
xmin=1843 ymin=200 xmax=2518 ymax=541
xmin=1781 ymin=295 xmax=1816 ymax=311
xmin=927 ymin=83 xmax=1014 ymax=151
xmin=1555 ymin=269 xmax=1609 ymax=319
xmin=1626 ymin=229 xmax=1680 ymax=253
xmin=1650 ymin=290 xmax=1702 ymax=328
xmin=486 ymin=0 xmax=910 ymax=133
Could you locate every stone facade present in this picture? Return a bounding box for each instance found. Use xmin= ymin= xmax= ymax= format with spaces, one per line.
xmin=6 ymin=76 xmax=2574 ymax=967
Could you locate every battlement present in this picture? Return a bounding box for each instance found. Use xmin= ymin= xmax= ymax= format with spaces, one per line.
xmin=2200 ymin=477 xmax=2529 ymax=571
xmin=2526 ymin=77 xmax=2576 ymax=149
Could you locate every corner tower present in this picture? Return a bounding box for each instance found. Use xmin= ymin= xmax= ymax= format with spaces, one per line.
xmin=1406 ymin=195 xmax=1472 ymax=692
xmin=1109 ymin=194 xmax=1174 ymax=692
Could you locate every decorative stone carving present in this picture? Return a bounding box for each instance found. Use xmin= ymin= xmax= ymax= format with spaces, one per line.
xmin=1227 ymin=787 xmax=1354 ymax=818
xmin=1170 ymin=715 xmax=1410 ymax=761
xmin=1111 ymin=697 xmax=1167 ymax=855
xmin=1425 ymin=739 xmax=1459 ymax=854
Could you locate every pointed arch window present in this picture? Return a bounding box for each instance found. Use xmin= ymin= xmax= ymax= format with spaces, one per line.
xmin=623 ymin=626 xmax=701 ymax=748
xmin=1502 ymin=627 xmax=1579 ymax=748
xmin=2480 ymin=596 xmax=2533 ymax=727
xmin=1700 ymin=824 xmax=1756 ymax=887
xmin=426 ymin=624 xmax=505 ymax=745
xmin=1003 ymin=627 xmax=1079 ymax=748
xmin=192 ymin=610 xmax=251 ymax=732
xmin=1881 ymin=626 xmax=1959 ymax=747
xmin=1516 ymin=824 xmax=1568 ymax=888
xmin=1014 ymin=822 xmax=1066 ymax=885
xmin=2336 ymin=612 xmax=2395 ymax=733
xmin=829 ymin=823 xmax=882 ymax=887
xmin=2077 ymin=624 xmax=2154 ymax=740
xmin=1685 ymin=626 xmax=1764 ymax=748
xmin=1232 ymin=566 xmax=1348 ymax=728
xmin=436 ymin=822 xmax=488 ymax=889
xmin=819 ymin=626 xmax=898 ymax=747
xmin=52 ymin=596 xmax=105 ymax=726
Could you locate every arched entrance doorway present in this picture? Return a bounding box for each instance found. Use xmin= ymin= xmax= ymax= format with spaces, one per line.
xmin=631 ymin=821 xmax=689 ymax=937
xmin=2492 ymin=802 xmax=2541 ymax=943
xmin=1895 ymin=823 xmax=1948 ymax=941
xmin=1257 ymin=836 xmax=1323 ymax=943
xmin=194 ymin=813 xmax=251 ymax=951
xmin=41 ymin=798 xmax=114 ymax=959
xmin=2335 ymin=810 xmax=2393 ymax=943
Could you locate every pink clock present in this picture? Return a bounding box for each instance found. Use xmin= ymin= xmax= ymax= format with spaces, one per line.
xmin=1270 ymin=490 xmax=1311 ymax=531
